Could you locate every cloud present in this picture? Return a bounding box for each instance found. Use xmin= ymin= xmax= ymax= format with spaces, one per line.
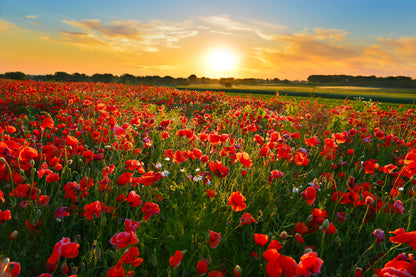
xmin=199 ymin=14 xmax=289 ymax=40
xmin=251 ymin=28 xmax=416 ymax=78
xmin=0 ymin=19 xmax=26 ymax=32
xmin=61 ymin=18 xmax=198 ymax=52
xmin=25 ymin=15 xmax=38 ymax=19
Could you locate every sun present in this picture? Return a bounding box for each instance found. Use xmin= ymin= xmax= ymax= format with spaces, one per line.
xmin=206 ymin=48 xmax=238 ymax=73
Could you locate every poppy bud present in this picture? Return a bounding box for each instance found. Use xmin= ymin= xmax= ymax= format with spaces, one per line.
xmin=280 ymin=231 xmax=288 ymax=240
xmin=0 ymin=157 xmax=6 ymax=164
xmin=233 ymin=265 xmax=241 ymax=277
xmin=9 ymin=230 xmax=18 ymax=240
xmin=322 ymin=219 xmax=330 ymax=230
xmin=304 ymin=247 xmax=313 ymax=253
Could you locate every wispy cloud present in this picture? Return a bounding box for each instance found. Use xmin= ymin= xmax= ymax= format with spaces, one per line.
xmin=199 ymin=14 xmax=289 ymax=40
xmin=25 ymin=15 xmax=37 ymax=19
xmin=61 ymin=19 xmax=198 ymax=52
xmin=0 ymin=19 xmax=26 ymax=32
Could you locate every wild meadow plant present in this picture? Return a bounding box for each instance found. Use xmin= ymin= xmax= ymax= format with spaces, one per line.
xmin=0 ymin=79 xmax=415 ymax=276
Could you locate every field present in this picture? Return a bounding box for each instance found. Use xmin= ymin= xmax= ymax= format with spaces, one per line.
xmin=177 ymin=84 xmax=416 ymax=104
xmin=1 ymin=79 xmax=416 ymax=276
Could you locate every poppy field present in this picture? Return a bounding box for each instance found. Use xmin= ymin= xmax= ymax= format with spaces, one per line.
xmin=1 ymin=79 xmax=416 ymax=276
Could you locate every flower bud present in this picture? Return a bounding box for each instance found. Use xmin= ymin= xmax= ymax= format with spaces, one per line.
xmin=322 ymin=219 xmax=330 ymax=230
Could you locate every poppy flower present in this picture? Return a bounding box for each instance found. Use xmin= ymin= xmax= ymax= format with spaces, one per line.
xmin=117 ymin=246 xmax=143 ymax=267
xmin=0 ymin=209 xmax=11 ymax=224
xmin=54 ymin=206 xmax=70 ymax=219
xmin=107 ymin=263 xmax=125 ymax=277
xmin=169 ymin=250 xmax=183 ymax=268
xmin=377 ymin=253 xmax=416 ymax=276
xmin=84 ymin=201 xmax=104 ymax=220
xmin=47 ymin=237 xmax=80 ymax=264
xmin=254 ymin=233 xmax=269 ymax=247
xmin=263 ymin=249 xmax=297 ymax=277
xmin=208 ymin=230 xmax=221 ymax=249
xmin=389 ymin=228 xmax=416 ymax=249
xmin=206 ymin=189 xmax=217 ymax=199
xmin=236 ymin=152 xmax=253 ymax=168
xmin=197 ymin=260 xmax=209 ymax=275
xmin=208 ymin=161 xmax=229 ymax=178
xmin=117 ymin=172 xmax=133 ymax=186
xmin=239 ymin=212 xmax=258 ymax=226
xmin=301 ymin=186 xmax=316 ymax=206
xmin=208 ymin=271 xmax=224 ymax=277
xmin=296 ymin=252 xmax=324 ymax=277
xmin=228 ymin=191 xmax=246 ymax=212
xmin=40 ymin=116 xmax=54 ymax=131
xmin=126 ymin=191 xmax=143 ymax=208
xmin=110 ymin=231 xmax=139 ymax=249
xmin=124 ymin=219 xmax=140 ymax=232
xmin=142 ymin=202 xmax=160 ymax=221
xmin=0 ymin=261 xmax=21 ymax=277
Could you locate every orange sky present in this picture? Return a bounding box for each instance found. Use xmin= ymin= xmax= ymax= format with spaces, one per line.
xmin=1 ymin=1 xmax=416 ymax=80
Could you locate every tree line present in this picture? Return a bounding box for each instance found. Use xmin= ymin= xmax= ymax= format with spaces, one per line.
xmin=0 ymin=71 xmax=286 ymax=87
xmin=308 ymin=74 xmax=416 ymax=88
xmin=1 ymin=71 xmax=415 ymax=88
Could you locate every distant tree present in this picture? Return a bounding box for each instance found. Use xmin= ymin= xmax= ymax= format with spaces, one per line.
xmin=120 ymin=74 xmax=138 ymax=85
xmin=92 ymin=73 xmax=115 ymax=83
xmin=71 ymin=72 xmax=89 ymax=82
xmin=4 ymin=71 xmax=27 ymax=80
xmin=188 ymin=74 xmax=197 ymax=84
xmin=219 ymin=77 xmax=235 ymax=87
xmin=54 ymin=72 xmax=71 ymax=82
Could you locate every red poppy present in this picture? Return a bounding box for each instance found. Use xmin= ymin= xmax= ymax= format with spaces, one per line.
xmin=254 ymin=233 xmax=269 ymax=247
xmin=0 ymin=261 xmax=21 ymax=277
xmin=47 ymin=237 xmax=80 ymax=264
xmin=389 ymin=228 xmax=416 ymax=249
xmin=301 ymin=186 xmax=316 ymax=206
xmin=208 ymin=230 xmax=221 ymax=249
xmin=117 ymin=172 xmax=133 ymax=186
xmin=208 ymin=161 xmax=229 ymax=178
xmin=197 ymin=260 xmax=209 ymax=275
xmin=296 ymin=252 xmax=324 ymax=277
xmin=117 ymin=246 xmax=143 ymax=267
xmin=208 ymin=271 xmax=224 ymax=277
xmin=40 ymin=116 xmax=54 ymax=131
xmin=110 ymin=231 xmax=139 ymax=249
xmin=206 ymin=189 xmax=217 ymax=199
xmin=263 ymin=249 xmax=297 ymax=277
xmin=142 ymin=202 xmax=160 ymax=221
xmin=54 ymin=206 xmax=70 ymax=219
xmin=0 ymin=209 xmax=11 ymax=224
xmin=124 ymin=219 xmax=140 ymax=232
xmin=236 ymin=152 xmax=253 ymax=168
xmin=228 ymin=191 xmax=246 ymax=212
xmin=169 ymin=250 xmax=183 ymax=268
xmin=239 ymin=212 xmax=258 ymax=226
xmin=126 ymin=191 xmax=143 ymax=207
xmin=84 ymin=201 xmax=104 ymax=220
xmin=65 ymin=135 xmax=79 ymax=148
xmin=377 ymin=253 xmax=416 ymax=277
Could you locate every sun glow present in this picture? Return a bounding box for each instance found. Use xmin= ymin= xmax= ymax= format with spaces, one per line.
xmin=206 ymin=48 xmax=238 ymax=73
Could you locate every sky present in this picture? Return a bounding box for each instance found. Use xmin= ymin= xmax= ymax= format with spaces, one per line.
xmin=0 ymin=0 xmax=415 ymax=80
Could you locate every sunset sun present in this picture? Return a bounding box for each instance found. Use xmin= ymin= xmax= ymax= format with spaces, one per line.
xmin=206 ymin=48 xmax=238 ymax=73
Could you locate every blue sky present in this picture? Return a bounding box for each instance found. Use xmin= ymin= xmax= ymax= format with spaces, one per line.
xmin=1 ymin=0 xmax=415 ymax=79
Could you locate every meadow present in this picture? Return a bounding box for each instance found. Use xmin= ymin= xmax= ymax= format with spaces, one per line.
xmin=177 ymin=84 xmax=416 ymax=104
xmin=0 ymin=79 xmax=416 ymax=276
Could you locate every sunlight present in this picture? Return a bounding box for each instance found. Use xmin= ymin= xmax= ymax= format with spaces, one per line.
xmin=205 ymin=47 xmax=238 ymax=74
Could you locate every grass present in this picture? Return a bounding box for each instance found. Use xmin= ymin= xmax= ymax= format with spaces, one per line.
xmin=177 ymin=83 xmax=416 ymax=104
